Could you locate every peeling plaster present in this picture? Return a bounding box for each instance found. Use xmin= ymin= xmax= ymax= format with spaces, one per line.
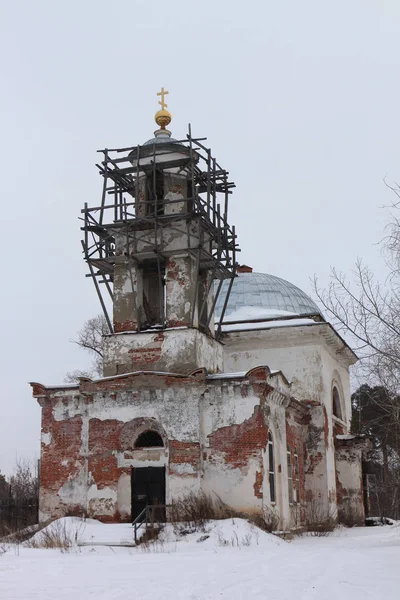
xmin=41 ymin=432 xmax=52 ymax=446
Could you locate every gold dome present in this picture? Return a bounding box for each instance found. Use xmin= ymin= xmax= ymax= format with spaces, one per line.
xmin=155 ymin=108 xmax=172 ymax=129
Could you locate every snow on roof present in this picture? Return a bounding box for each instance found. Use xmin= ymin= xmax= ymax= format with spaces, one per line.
xmin=207 ymin=369 xmax=287 ymax=382
xmin=219 ymin=306 xmax=298 ymax=322
xmin=207 ymin=372 xmax=248 ymax=380
xmin=35 ymin=383 xmax=79 ymax=390
xmin=220 ymin=316 xmax=320 ymax=333
xmin=86 ymin=370 xmax=198 ymax=384
xmin=39 ymin=368 xmax=288 ymax=390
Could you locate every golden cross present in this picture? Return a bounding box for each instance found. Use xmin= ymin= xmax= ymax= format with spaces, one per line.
xmin=157 ymin=87 xmax=169 ymax=110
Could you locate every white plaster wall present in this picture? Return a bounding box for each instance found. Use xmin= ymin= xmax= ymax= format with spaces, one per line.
xmin=42 ymin=361 xmax=313 ymax=524
xmin=51 ymin=387 xmax=202 ymax=437
xmin=201 ymin=381 xmax=256 ymax=436
xmin=113 ymin=221 xmax=202 ymax=256
xmin=200 ymin=383 xmax=262 ymax=512
xmin=223 ymin=327 xmax=325 ymax=402
xmin=44 ymin=377 xmax=292 ymax=522
xmin=304 ymin=405 xmax=330 ymax=516
xmin=318 ymin=345 xmax=351 ymax=512
xmin=202 ymin=458 xmax=262 ymax=512
xmin=200 ymin=383 xmax=291 ymax=519
xmin=117 ymin=448 xmax=169 ymax=519
xmin=261 ymin=401 xmax=291 ymax=528
xmin=223 ymin=324 xmax=354 ymax=517
xmin=103 ymin=328 xmax=223 ymax=376
xmin=168 ymin=475 xmax=201 ymax=502
xmin=335 ymin=445 xmax=364 ymax=524
xmin=46 ymin=385 xmax=204 ymax=518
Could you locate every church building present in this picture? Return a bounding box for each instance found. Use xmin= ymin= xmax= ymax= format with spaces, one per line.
xmin=31 ymin=90 xmax=367 ymax=530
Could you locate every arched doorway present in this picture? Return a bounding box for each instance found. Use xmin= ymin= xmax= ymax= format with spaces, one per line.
xmin=131 ymin=429 xmax=166 ymax=521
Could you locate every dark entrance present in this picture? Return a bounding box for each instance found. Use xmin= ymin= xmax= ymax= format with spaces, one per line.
xmin=131 ymin=467 xmax=166 ymax=521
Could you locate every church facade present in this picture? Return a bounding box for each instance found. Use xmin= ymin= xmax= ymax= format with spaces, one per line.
xmin=31 ymin=92 xmax=367 ymax=530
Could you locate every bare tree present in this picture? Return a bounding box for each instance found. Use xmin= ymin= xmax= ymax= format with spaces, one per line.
xmin=314 ymin=260 xmax=400 ymax=391
xmin=314 ymin=184 xmax=400 ymax=393
xmin=0 ymin=460 xmax=39 ymax=535
xmin=313 ymin=183 xmax=400 ymax=518
xmin=65 ymin=314 xmax=108 ymax=382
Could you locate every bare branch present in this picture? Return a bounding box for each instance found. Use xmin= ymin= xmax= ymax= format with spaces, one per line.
xmin=66 ymin=314 xmax=108 ymax=380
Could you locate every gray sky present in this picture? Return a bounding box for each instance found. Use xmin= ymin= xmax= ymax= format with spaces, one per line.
xmin=1 ymin=0 xmax=399 ymax=475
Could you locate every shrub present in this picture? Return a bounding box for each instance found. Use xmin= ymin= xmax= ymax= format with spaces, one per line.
xmin=169 ymin=492 xmax=237 ymax=534
xmin=303 ymin=500 xmax=336 ymax=537
xmin=26 ymin=518 xmax=84 ymax=552
xmin=249 ymin=506 xmax=280 ymax=533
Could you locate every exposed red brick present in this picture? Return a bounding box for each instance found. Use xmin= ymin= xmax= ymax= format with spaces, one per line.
xmin=237 ymin=265 xmax=253 ymax=273
xmin=40 ymin=414 xmax=83 ymax=492
xmin=79 ymin=371 xmax=205 ymax=394
xmin=333 ymin=421 xmax=345 ymax=437
xmin=88 ymin=419 xmax=124 ymax=488
xmin=119 ymin=417 xmax=167 ymax=451
xmin=169 ymin=440 xmax=200 ymax=472
xmin=128 ymin=347 xmax=162 ymax=364
xmin=254 ymin=471 xmax=263 ymax=498
xmin=114 ymin=319 xmax=137 ymax=333
xmin=166 ymin=258 xmax=186 ymax=286
xmin=207 ymin=405 xmax=268 ymax=469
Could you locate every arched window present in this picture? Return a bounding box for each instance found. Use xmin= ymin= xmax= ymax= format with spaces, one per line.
xmin=287 ymin=445 xmax=293 ymax=504
xmin=267 ymin=432 xmax=275 ymax=504
xmin=332 ymin=386 xmax=342 ymax=420
xmin=134 ymin=430 xmax=164 ymax=448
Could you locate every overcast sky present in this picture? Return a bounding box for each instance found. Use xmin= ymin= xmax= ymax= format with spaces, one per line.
xmin=1 ymin=0 xmax=399 ymax=475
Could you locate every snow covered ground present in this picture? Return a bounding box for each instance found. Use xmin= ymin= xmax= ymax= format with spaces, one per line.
xmin=1 ymin=517 xmax=400 ymax=599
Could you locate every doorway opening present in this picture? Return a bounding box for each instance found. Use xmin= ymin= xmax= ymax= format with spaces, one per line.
xmin=131 ymin=466 xmax=166 ymax=521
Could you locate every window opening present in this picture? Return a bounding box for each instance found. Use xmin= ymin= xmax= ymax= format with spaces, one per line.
xmin=293 ymin=448 xmax=300 ymax=504
xmin=268 ymin=432 xmax=275 ymax=503
xmin=197 ymin=271 xmax=209 ymax=332
xmin=287 ymin=445 xmax=293 ymax=504
xmin=332 ymin=386 xmax=342 ymax=420
xmin=142 ymin=265 xmax=165 ymax=327
xmin=187 ymin=180 xmax=194 ymax=213
xmin=146 ymin=170 xmax=164 ymax=216
xmin=134 ymin=430 xmax=164 ymax=448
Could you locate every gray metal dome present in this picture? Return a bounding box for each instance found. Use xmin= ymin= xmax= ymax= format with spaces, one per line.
xmin=143 ymin=135 xmax=180 ymax=146
xmin=214 ymin=271 xmax=322 ymax=321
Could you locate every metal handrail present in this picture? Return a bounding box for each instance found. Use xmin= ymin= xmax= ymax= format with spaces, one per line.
xmin=131 ymin=504 xmax=172 ymax=543
xmin=132 ymin=507 xmax=147 ymax=543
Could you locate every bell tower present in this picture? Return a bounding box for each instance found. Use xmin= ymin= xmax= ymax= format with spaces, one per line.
xmin=82 ymin=90 xmax=238 ymax=375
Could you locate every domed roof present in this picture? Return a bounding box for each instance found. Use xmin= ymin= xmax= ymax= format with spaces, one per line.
xmin=143 ymin=134 xmax=181 ymax=146
xmin=214 ymin=270 xmax=322 ymax=321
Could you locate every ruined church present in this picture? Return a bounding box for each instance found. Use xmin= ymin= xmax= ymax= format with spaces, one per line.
xmin=31 ymin=90 xmax=367 ymax=529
